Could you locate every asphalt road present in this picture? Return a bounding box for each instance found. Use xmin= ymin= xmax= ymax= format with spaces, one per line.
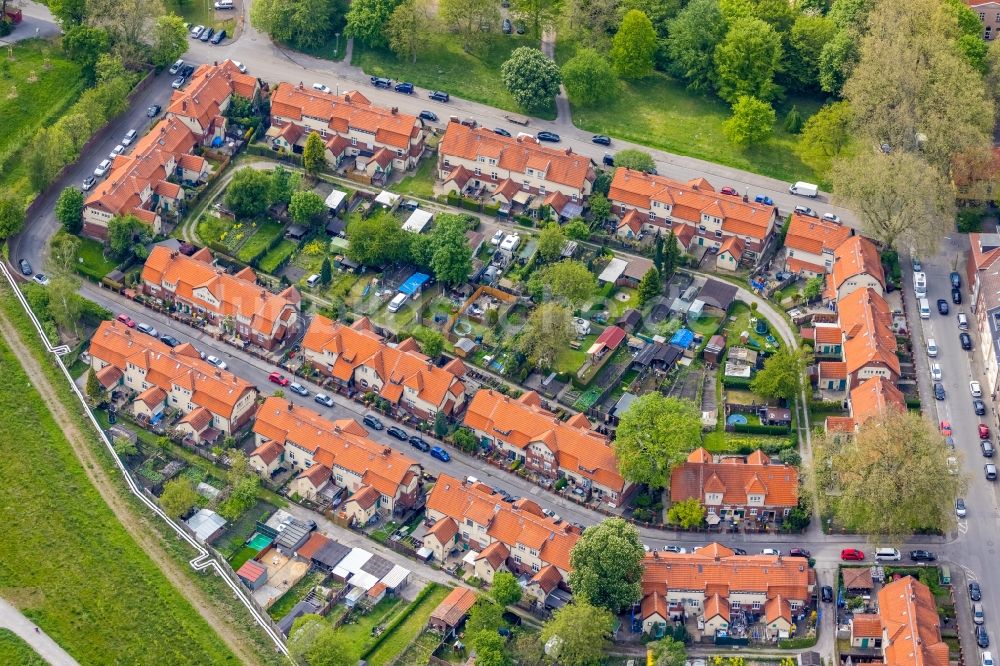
xmin=0 ymin=598 xmax=80 ymax=666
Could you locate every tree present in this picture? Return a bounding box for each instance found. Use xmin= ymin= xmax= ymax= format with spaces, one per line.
xmin=666 ymin=498 xmax=706 ymax=528
xmin=517 ymin=302 xmax=574 ymax=368
xmin=713 ymin=17 xmax=783 ymax=103
xmin=718 ymin=0 xmax=795 ymax=33
xmin=385 ymin=0 xmax=433 ymax=63
xmin=345 ymin=0 xmax=399 ymax=48
xmin=540 ymin=601 xmax=615 ymax=666
xmin=0 ymin=191 xmax=28 ymax=240
xmin=289 ymin=614 xmax=359 ymax=666
xmin=55 ymin=187 xmax=85 ymax=234
xmin=621 ymin=0 xmax=683 ymax=69
xmin=85 ymin=369 xmax=104 ymax=401
xmin=750 ymin=346 xmax=810 ymax=402
xmin=566 ymin=0 xmax=621 ymax=50
xmin=564 ymin=218 xmax=592 ymax=240
xmin=433 ymin=410 xmax=449 ymax=439
xmin=957 ymin=34 xmax=989 ymax=74
xmin=320 ymin=257 xmax=332 ymax=285
xmin=986 ymin=38 xmax=1000 ymax=108
xmin=510 ymin=0 xmax=562 ymax=37
xmin=159 ymin=477 xmax=199 ymax=518
xmin=225 ymin=167 xmax=273 ymax=219
xmin=722 ymin=95 xmax=776 ymax=147
xmin=474 ymin=632 xmax=510 ymax=666
xmin=637 ymin=266 xmax=662 ymax=306
xmin=268 ymin=165 xmax=300 ymax=207
xmin=150 ymin=14 xmax=188 ymax=68
xmin=50 ymin=0 xmax=88 ymax=26
xmin=588 ymin=193 xmax=611 ymax=225
xmin=797 ymin=101 xmax=853 ymax=170
xmin=62 ymin=24 xmax=110 ymax=82
xmin=613 ymin=393 xmax=701 ymax=488
xmin=783 ymin=106 xmax=803 ymax=134
xmin=500 ymin=47 xmax=562 ymax=114
xmin=491 ymin=571 xmax=523 ymax=606
xmin=803 ymin=276 xmax=824 ymax=301
xmin=345 ymin=210 xmax=411 ymax=267
xmin=289 ymin=190 xmax=327 ymax=231
xmin=59 ymin=113 xmax=96 ymax=155
xmin=611 ymin=10 xmax=657 ymax=79
xmin=568 ymin=518 xmax=644 ymax=612
xmin=649 ymin=637 xmax=687 ymax=666
xmin=430 ymin=224 xmax=473 ymax=286
xmin=107 ymin=215 xmax=151 ymax=262
xmin=85 ymin=0 xmax=165 ymax=65
xmin=48 ymin=274 xmax=83 ymax=335
xmin=812 ymin=408 xmax=966 ymax=542
xmin=532 ymin=260 xmax=597 ymax=306
xmin=510 ymin=632 xmax=547 ymax=666
xmin=786 ymin=14 xmax=837 ymax=91
xmin=663 ymin=229 xmax=681 ymax=279
xmin=220 ymin=475 xmax=260 ymax=520
xmin=413 ymin=327 xmax=445 ymax=358
xmin=561 ymin=48 xmax=617 ymax=106
xmin=614 ymin=149 xmax=656 ymax=173
xmin=466 ymin=598 xmax=504 ymax=638
xmin=830 ymin=151 xmax=954 ymax=255
xmin=537 ymin=223 xmax=566 ymax=263
xmin=666 ymin=0 xmax=728 ymax=92
xmin=439 ymin=0 xmax=501 ymax=53
xmin=303 ymin=132 xmax=328 ymax=177
xmin=250 ymin=0 xmax=345 ymax=51
xmin=25 ymin=126 xmax=70 ymax=193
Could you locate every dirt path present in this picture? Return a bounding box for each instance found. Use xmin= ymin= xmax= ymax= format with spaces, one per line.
xmin=0 ymin=303 xmax=262 ymax=666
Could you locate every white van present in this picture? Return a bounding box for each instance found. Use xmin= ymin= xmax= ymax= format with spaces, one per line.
xmin=306 ymin=274 xmax=321 ymax=288
xmin=927 ymin=338 xmax=938 ymax=357
xmin=875 ymin=548 xmax=902 ymax=561
xmin=958 ymin=313 xmax=969 ymax=329
xmin=387 ymin=292 xmax=408 ymax=313
xmin=789 ymin=181 xmax=819 ymax=197
xmin=919 ymin=298 xmax=931 ymax=319
xmin=214 ymin=0 xmax=234 ymax=9
xmin=914 ymin=272 xmax=927 ymax=298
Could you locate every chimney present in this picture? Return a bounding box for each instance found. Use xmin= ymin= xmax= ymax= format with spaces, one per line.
xmin=298 ymin=81 xmax=303 ymax=89
xmin=391 ymin=107 xmax=398 ymax=115
xmin=383 ymin=448 xmax=391 ymax=456
xmin=565 ymin=148 xmax=572 ymax=155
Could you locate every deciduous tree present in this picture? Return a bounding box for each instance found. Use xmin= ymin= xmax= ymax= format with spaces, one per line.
xmin=48 ymin=274 xmax=83 ymax=335
xmin=303 ymin=132 xmax=328 ymax=177
xmin=429 ymin=216 xmax=473 ymax=286
xmin=385 ymin=0 xmax=433 ymax=64
xmin=55 ymin=187 xmax=85 ymax=234
xmin=611 ymin=10 xmax=657 ymax=79
xmin=500 ymin=47 xmax=562 ymax=114
xmin=713 ymin=17 xmax=783 ymax=103
xmin=530 ymin=260 xmax=597 ymax=305
xmin=666 ymin=0 xmax=728 ymax=92
xmin=62 ymin=24 xmax=109 ymax=81
xmin=540 ymin=601 xmax=615 ymax=665
xmin=722 ymin=95 xmax=776 ymax=147
xmin=510 ymin=0 xmax=562 ymax=37
xmin=439 ymin=0 xmax=501 ymax=53
xmin=0 ymin=191 xmax=26 ymax=240
xmin=750 ymin=346 xmax=810 ymax=402
xmin=85 ymin=369 xmax=104 ymax=401
xmin=151 ymin=14 xmax=188 ymax=68
xmin=50 ymin=0 xmax=88 ymax=26
xmin=613 ymin=393 xmax=700 ymax=488
xmin=345 ymin=0 xmax=399 ymax=48
xmin=650 ymin=637 xmax=687 ymax=666
xmin=516 ymin=302 xmax=573 ymax=368
xmin=797 ymin=101 xmax=853 ymax=170
xmin=637 ymin=266 xmax=662 ymax=305
xmin=289 ymin=190 xmax=327 ymax=230
xmin=566 ymin=0 xmax=620 ymax=49
xmin=159 ymin=477 xmax=199 ymax=518
xmin=561 ymin=48 xmax=617 ymax=106
xmin=718 ymin=0 xmax=795 ymax=33
xmin=250 ymin=0 xmax=346 ymax=51
xmin=473 ymin=632 xmax=510 ymax=666
xmin=85 ymin=0 xmax=165 ymax=65
xmin=225 ymin=167 xmax=273 ymax=219
xmin=345 ymin=210 xmax=411 ymax=267
xmin=289 ymin=614 xmax=359 ymax=666
xmin=614 ymin=149 xmax=656 ymax=173
xmin=786 ymin=14 xmax=837 ymax=91
xmin=537 ymin=222 xmax=566 ymax=263
xmin=268 ymin=165 xmax=300 ymax=206
xmin=466 ymin=598 xmax=504 ymax=638
xmin=564 ymin=218 xmax=592 ymax=240
xmin=491 ymin=571 xmax=523 ymax=606
xmin=588 ymin=193 xmax=611 ymax=225
xmin=568 ymin=518 xmax=644 ymax=612
xmin=413 ymin=327 xmax=445 ymax=358
xmin=666 ymin=497 xmax=706 ymax=528
xmin=107 ymin=214 xmax=151 ymax=262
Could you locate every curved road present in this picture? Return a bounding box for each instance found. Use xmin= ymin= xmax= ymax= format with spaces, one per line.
xmin=0 ymin=598 xmax=80 ymax=666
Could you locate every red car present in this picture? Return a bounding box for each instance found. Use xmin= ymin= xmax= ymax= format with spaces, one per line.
xmin=940 ymin=420 xmax=953 ymax=436
xmin=841 ymin=548 xmax=865 ymax=561
xmin=720 ymin=186 xmax=739 ymax=196
xmin=980 ymin=423 xmax=991 ymax=439
xmin=268 ymin=371 xmax=289 ymax=386
xmin=116 ymin=313 xmax=136 ymax=328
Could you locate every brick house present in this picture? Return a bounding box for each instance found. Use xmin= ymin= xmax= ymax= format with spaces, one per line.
xmin=166 ymin=60 xmax=260 ymax=142
xmin=839 ymin=287 xmax=899 ymax=388
xmin=967 ymin=0 xmax=1000 ymax=39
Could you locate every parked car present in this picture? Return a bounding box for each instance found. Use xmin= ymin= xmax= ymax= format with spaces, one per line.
xmin=959 ymin=313 xmax=970 ymax=329
xmin=181 ymin=64 xmax=195 ymax=77
xmin=933 ymin=382 xmax=945 ymax=400
xmin=268 ymin=371 xmax=290 ymax=386
xmin=171 ymin=76 xmax=186 ymax=89
xmin=410 ymin=436 xmax=431 ymax=452
xmin=975 ymin=399 xmax=986 ymax=415
xmin=210 ymin=29 xmax=226 ymax=44
xmin=147 ymin=104 xmax=161 ymax=117
xmin=760 ymin=548 xmax=781 ymax=556
xmin=429 ymin=91 xmax=450 ymax=102
xmin=82 ymin=176 xmax=97 ymax=191
xmin=536 ymin=131 xmax=560 ymax=142
xmin=169 ymin=59 xmax=184 ymax=74
xmin=937 ymin=298 xmax=949 ymax=315
xmin=986 ymin=463 xmax=998 ymax=481
xmin=794 ymin=205 xmax=818 ymax=218
xmin=109 ymin=144 xmax=126 ymax=159
xmin=909 ymin=550 xmax=936 ymax=562
xmin=493 ymin=127 xmax=512 ymax=137
xmin=312 ymin=82 xmax=331 ymax=94
xmin=981 ymin=423 xmax=991 ymax=439
xmin=289 ymin=382 xmax=309 ymax=396
xmin=754 ymin=194 xmax=774 ymax=205
xmin=841 ymin=548 xmax=865 ymax=561
xmin=136 ymin=323 xmax=159 ymax=338
xmin=823 ymin=212 xmax=841 ymax=223
xmin=206 ymin=355 xmax=227 ymax=370
xmin=961 ymin=332 xmax=973 ymax=350
xmin=984 ymin=650 xmax=994 ymax=666
xmin=430 ymin=445 xmax=450 ymax=462
xmin=788 ymin=548 xmax=811 ymax=558
xmin=974 ymin=602 xmax=986 ymax=624
xmin=122 ymin=129 xmax=138 ymax=146
xmin=602 ymin=153 xmax=614 ymax=166
xmin=363 ymin=414 xmax=384 ymax=430
xmin=314 ymin=393 xmax=334 ymax=407
xmin=32 ymin=273 xmax=49 ymax=286
xmin=231 ymin=61 xmax=247 ymax=73
xmin=821 ymin=586 xmax=834 ymax=603
xmin=978 ymin=626 xmax=990 ymax=649
xmin=116 ymin=313 xmax=136 ymax=328
xmin=940 ymin=420 xmax=953 ymax=436
xmin=418 ymin=110 xmax=438 ymax=122
xmin=720 ymin=186 xmax=739 ymax=196
xmin=394 ymin=82 xmax=414 ymax=94
xmin=972 ymin=380 xmax=983 ymax=397
xmin=199 ymin=27 xmax=214 ymax=42
xmin=371 ymin=76 xmax=392 ymax=88
xmin=94 ymin=159 xmax=113 ymax=177
xmin=386 ymin=426 xmax=408 ymax=441
xmin=983 ymin=440 xmax=995 ymax=457
xmin=957 ymin=498 xmax=968 ymax=517
xmin=591 ymin=134 xmax=611 ymax=145
xmin=190 ymin=24 xmax=205 ymax=38
xmin=159 ymin=335 xmax=180 ymax=347
xmin=951 ymin=271 xmax=962 ymax=289
xmin=971 ymin=582 xmax=983 ymax=601
xmin=931 ymin=363 xmax=942 ymax=381
xmin=954 ymin=287 xmax=963 ymax=304
xmin=732 ymin=548 xmax=747 ymax=555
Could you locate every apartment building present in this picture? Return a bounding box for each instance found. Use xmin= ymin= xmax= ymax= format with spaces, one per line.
xmin=825 ymin=235 xmax=885 ymax=302
xmin=166 ymin=59 xmax=260 ymax=141
xmin=782 ymin=213 xmax=853 ymax=276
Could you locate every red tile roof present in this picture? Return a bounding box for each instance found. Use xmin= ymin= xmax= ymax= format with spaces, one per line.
xmin=426 ymin=516 xmax=459 ymax=544
xmin=718 ymin=236 xmax=744 ymax=261
xmin=347 ymin=484 xmax=381 ymax=510
xmin=878 ymin=576 xmax=947 ymax=666
xmin=236 ymin=559 xmax=266 ymax=583
xmin=825 ymin=416 xmax=856 ymax=433
xmin=784 ymin=213 xmax=852 ymax=257
xmin=251 ymin=439 xmax=285 ymax=466
xmin=852 ymin=613 xmax=882 ymax=639
xmin=670 ymin=448 xmax=799 ymax=509
xmin=850 ymin=377 xmax=905 ymax=427
xmin=529 ymin=564 xmax=562 ymax=594
xmin=296 ymin=533 xmax=331 ymax=560
xmin=167 ymin=60 xmax=258 ymax=132
xmin=832 ymin=236 xmax=885 ymax=292
xmin=296 ymin=463 xmax=332 ymax=488
xmin=818 ymin=361 xmax=847 ymax=380
xmin=839 ymin=288 xmax=899 ymax=378
xmin=476 ymin=541 xmax=509 ymax=569
xmin=431 ymin=587 xmax=479 ymax=627
xmin=178 ymin=406 xmax=213 ymax=433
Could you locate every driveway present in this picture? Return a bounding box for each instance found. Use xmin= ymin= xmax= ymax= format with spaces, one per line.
xmin=0 ymin=1 xmax=60 ymax=45
xmin=0 ymin=597 xmax=80 ymax=666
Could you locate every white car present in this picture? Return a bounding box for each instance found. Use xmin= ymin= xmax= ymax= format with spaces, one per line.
xmin=972 ymin=381 xmax=983 ymax=397
xmin=312 ymin=82 xmax=332 ymax=94
xmin=206 ymin=355 xmax=228 ymax=370
xmin=122 ymin=129 xmax=138 ymax=146
xmin=822 ymin=212 xmax=841 ymax=223
xmin=94 ymin=159 xmax=112 ymax=177
xmin=231 ymin=60 xmax=247 ymax=73
xmin=109 ymin=144 xmax=126 ymax=160
xmin=490 ymin=229 xmax=505 ymax=245
xmin=32 ymin=273 xmax=50 ymax=286
xmin=761 ymin=548 xmax=781 ymax=556
xmin=168 ymin=59 xmax=184 ymax=75
xmin=983 ymin=651 xmax=993 ymax=666
xmin=931 ymin=363 xmax=942 ymax=381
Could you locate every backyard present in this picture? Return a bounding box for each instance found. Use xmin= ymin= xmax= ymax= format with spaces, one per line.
xmin=236 ymin=220 xmax=284 ymax=263
xmin=267 ymin=571 xmax=327 ymax=619
xmin=364 ymin=585 xmax=450 ymax=666
xmin=392 ymin=157 xmax=437 ymax=199
xmin=76 ymin=237 xmax=120 ymax=281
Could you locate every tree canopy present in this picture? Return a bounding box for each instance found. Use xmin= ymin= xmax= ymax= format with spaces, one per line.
xmin=159 ymin=478 xmax=199 ymax=518
xmin=516 ymin=302 xmax=574 ymax=369
xmin=537 ymin=222 xmax=567 ymax=263
xmin=722 ymin=95 xmax=776 ymax=147
xmin=491 ymin=571 xmax=523 ymax=606
xmin=713 ymin=17 xmax=783 ymax=103
xmin=529 ymin=260 xmax=597 ymax=306
xmin=345 ymin=210 xmax=411 ymax=267
xmin=611 ymin=10 xmax=657 ymax=78
xmin=225 ymin=168 xmax=272 ymax=219
xmin=345 ymin=0 xmax=398 ymax=48
xmin=614 ymin=149 xmax=656 ymax=173
xmin=665 ymin=0 xmax=728 ymax=92
xmin=750 ymin=346 xmax=811 ymax=402
xmin=613 ymin=393 xmax=701 ymax=488
xmin=540 ymin=601 xmax=616 ymax=666
xmin=500 ymin=47 xmax=563 ymax=114
xmin=289 ymin=190 xmax=327 ymax=230
xmin=250 ymin=0 xmax=347 ymax=51
xmin=561 ymin=48 xmax=617 ymax=105
xmin=568 ymin=518 xmax=645 ymax=612
xmin=55 ymin=187 xmax=85 ymax=234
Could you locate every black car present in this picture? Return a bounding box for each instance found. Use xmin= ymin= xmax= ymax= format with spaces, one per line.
xmin=200 ymin=27 xmax=214 ymax=42
xmin=602 ymin=153 xmax=614 ymax=166
xmin=977 ymin=625 xmax=990 ymax=648
xmin=493 ymin=127 xmax=511 ymax=137
xmin=971 ymin=581 xmax=983 ymax=601
xmin=409 ymin=435 xmax=430 ymax=452
xmin=181 ymin=64 xmax=195 ymax=77
xmin=983 ymin=440 xmax=995 ymax=457
xmin=953 ymin=287 xmax=963 ymax=304
xmin=934 ymin=382 xmax=946 ymax=400
xmin=369 ymin=76 xmax=391 ymax=88
xmin=394 ymin=81 xmax=414 ymax=94
xmin=147 ymin=104 xmax=161 ymax=117
xmin=789 ymin=548 xmax=811 ymax=558
xmin=18 ymin=259 xmax=31 ymax=276
xmin=951 ymin=271 xmax=962 ymax=289
xmin=387 ymin=426 xmax=408 ymax=441
xmin=592 ymin=134 xmax=611 ymax=145
xmin=821 ymin=585 xmax=834 ymax=603
xmin=732 ymin=547 xmax=747 ymax=555
xmin=975 ymin=399 xmax=987 ymax=415
xmin=159 ymin=334 xmax=180 ymax=347
xmin=418 ymin=110 xmax=438 ymax=122
xmin=961 ymin=332 xmax=973 ymax=350
xmin=210 ymin=29 xmax=226 ymax=44
xmin=362 ymin=414 xmax=384 ymax=430
xmin=429 ymin=91 xmax=450 ymax=102
xmin=937 ymin=298 xmax=949 ymax=315
xmin=910 ymin=549 xmax=936 ymax=562
xmin=536 ymin=131 xmax=560 ymax=142
xmin=492 ymin=486 xmax=513 ymax=501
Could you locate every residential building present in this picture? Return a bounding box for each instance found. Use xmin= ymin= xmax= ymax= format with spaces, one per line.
xmin=716 ymin=236 xmax=744 ymax=271
xmin=463 ymin=390 xmax=632 ymax=506
xmin=88 ymin=320 xmax=258 ymax=435
xmin=848 ymin=376 xmax=905 ymax=429
xmin=967 ymin=0 xmax=1000 ymax=39
xmin=268 ymin=82 xmax=425 ymax=179
xmin=826 ymin=235 xmax=885 ymax=302
xmin=873 ymin=576 xmax=947 ymax=666
xmin=83 ymin=117 xmax=207 ymax=239
xmin=640 ymin=544 xmax=812 ymax=639
xmin=437 ymin=122 xmax=596 ymax=205
xmin=851 ymin=614 xmax=883 ymax=649
xmin=141 ymin=246 xmax=301 ymax=351
xmin=425 ymin=475 xmax=580 ymax=585
xmin=472 ymin=542 xmax=510 ymax=584
xmin=608 ymin=169 xmax=777 ymax=264
xmin=249 ymin=439 xmax=285 ymax=477
xmin=166 ymin=60 xmax=260 ymax=141
xmin=301 ymin=315 xmax=467 ymax=419
xmin=782 ymin=213 xmax=853 ymax=276
xmin=342 ymin=485 xmax=382 ymax=527
xmin=428 ymin=587 xmax=479 ymax=638
xmin=253 ymin=397 xmax=422 ymax=516
xmin=838 ymin=287 xmax=899 ymax=388
xmin=968 ymin=234 xmax=1000 ymax=394
xmin=669 ymin=448 xmax=799 ymax=523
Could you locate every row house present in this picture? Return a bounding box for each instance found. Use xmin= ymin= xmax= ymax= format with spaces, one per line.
xmin=967 ymin=233 xmax=1000 ymax=395
xmin=166 ymin=60 xmax=261 ymax=144
xmin=252 ymin=397 xmax=423 ymax=516
xmin=301 ymin=315 xmax=467 ymax=420
xmin=640 ymin=545 xmax=812 ymax=640
xmin=437 ymin=122 xmax=596 ymax=207
xmin=824 ymin=235 xmax=885 ymax=302
xmin=463 ymin=390 xmax=632 ymax=507
xmin=608 ymin=169 xmax=777 ymax=265
xmin=849 ymin=576 xmax=946 ymax=666
xmin=141 ymin=245 xmax=301 ymax=351
xmin=669 ymin=448 xmax=799 ymax=523
xmin=967 ymin=0 xmax=1000 ymax=40
xmin=782 ymin=213 xmax=853 ymax=276
xmin=424 ymin=474 xmax=580 ymax=601
xmin=268 ymin=82 xmax=425 ymax=180
xmin=82 ymin=118 xmax=208 ymax=240
xmin=88 ymin=320 xmax=258 ymax=435
xmin=839 ymin=287 xmax=899 ymax=389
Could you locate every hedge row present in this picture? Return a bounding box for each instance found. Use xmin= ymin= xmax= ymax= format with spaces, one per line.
xmin=733 ymin=423 xmax=791 ymax=435
xmin=722 ymin=375 xmax=753 ymax=389
xmin=245 ymin=143 xmax=304 ymax=167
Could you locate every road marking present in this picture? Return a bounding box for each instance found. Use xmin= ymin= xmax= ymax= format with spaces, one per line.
xmin=958 ymin=519 xmax=969 ymax=535
xmin=960 ymin=564 xmax=978 ymax=582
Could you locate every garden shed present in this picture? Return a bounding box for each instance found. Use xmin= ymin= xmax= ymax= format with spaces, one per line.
xmin=325 ymin=188 xmax=348 ymax=213
xmin=285 ymin=224 xmax=307 ymax=240
xmin=704 ymin=335 xmax=726 ymax=364
xmin=186 ymin=509 xmax=226 ymax=543
xmin=402 ymin=209 xmax=433 ymax=233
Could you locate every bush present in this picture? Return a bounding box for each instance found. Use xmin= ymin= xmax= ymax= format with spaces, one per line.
xmin=957 ymin=207 xmax=987 ymax=233
xmin=554 ymin=478 xmax=568 ymax=491
xmin=778 ymin=636 xmax=817 ymax=649
xmin=733 ymin=423 xmax=791 ymax=435
xmin=808 ymin=399 xmax=845 ymax=413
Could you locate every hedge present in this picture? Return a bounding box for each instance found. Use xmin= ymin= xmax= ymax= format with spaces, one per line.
xmin=515 ymin=214 xmax=534 ymax=227
xmin=360 ymin=583 xmax=441 ymax=660
xmin=245 ymin=143 xmax=304 ymax=167
xmin=721 ymin=375 xmax=753 ymax=389
xmin=778 ymin=635 xmax=818 ymax=650
xmin=733 ymin=423 xmax=791 ymax=435
xmin=809 ymin=399 xmax=845 ymax=414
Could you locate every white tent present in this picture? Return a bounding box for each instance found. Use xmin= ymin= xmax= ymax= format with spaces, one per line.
xmin=402 ymin=209 xmax=433 ymax=233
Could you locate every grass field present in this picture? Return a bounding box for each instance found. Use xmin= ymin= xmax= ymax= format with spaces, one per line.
xmin=0 ymin=301 xmax=238 ymax=663
xmin=0 ymin=629 xmax=46 ymax=666
xmin=259 ymin=239 xmax=298 ymax=274
xmin=165 ymin=0 xmax=236 ymax=32
xmin=352 ymin=34 xmax=556 ymax=120
xmin=267 ymin=571 xmax=325 ymax=620
xmin=76 ymin=237 xmax=119 ymax=280
xmin=392 ymin=158 xmax=437 ymax=199
xmin=365 ymin=585 xmax=451 ymax=666
xmin=237 ymin=221 xmax=284 ymax=263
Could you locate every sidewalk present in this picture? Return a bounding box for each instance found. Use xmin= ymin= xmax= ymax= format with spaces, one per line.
xmin=0 ymin=598 xmax=80 ymax=666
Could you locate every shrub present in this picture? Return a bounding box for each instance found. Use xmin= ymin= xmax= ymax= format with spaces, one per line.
xmin=733 ymin=423 xmax=791 ymax=435
xmin=554 ymin=478 xmax=568 ymax=491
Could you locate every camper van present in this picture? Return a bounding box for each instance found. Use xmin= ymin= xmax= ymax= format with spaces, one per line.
xmin=914 ymin=272 xmax=927 ymax=299
xmin=789 ymin=181 xmax=819 ymax=197
xmin=387 ymin=293 xmax=408 ymax=313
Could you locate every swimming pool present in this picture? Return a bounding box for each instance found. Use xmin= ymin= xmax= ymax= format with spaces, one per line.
xmin=726 ymin=414 xmax=748 ymax=426
xmin=247 ymin=533 xmax=273 ymax=551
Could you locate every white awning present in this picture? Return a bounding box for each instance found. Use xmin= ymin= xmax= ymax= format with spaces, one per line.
xmin=463 ymin=550 xmax=479 ymax=566
xmin=512 ymin=190 xmax=531 ymax=205
xmin=380 ymin=565 xmax=410 ymax=589
xmin=332 ymin=547 xmax=373 ymax=578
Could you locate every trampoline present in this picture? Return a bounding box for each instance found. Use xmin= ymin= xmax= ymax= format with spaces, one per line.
xmin=247 ymin=533 xmax=273 ymax=551
xmin=453 ymin=319 xmax=473 ymax=336
xmin=727 ymin=414 xmax=748 ymax=426
xmin=398 ymin=272 xmax=430 ymax=296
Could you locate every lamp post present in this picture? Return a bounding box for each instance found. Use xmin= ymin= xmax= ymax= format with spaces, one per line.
xmin=334 ymin=33 xmax=340 ymax=58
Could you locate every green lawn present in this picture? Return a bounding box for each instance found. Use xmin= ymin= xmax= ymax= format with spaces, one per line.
xmin=76 ymin=237 xmax=119 ymax=280
xmin=723 ymin=302 xmax=778 ymax=350
xmin=555 ymin=39 xmax=824 ymax=184
xmin=331 ymin=597 xmax=404 ymax=653
xmin=0 ymin=297 xmax=237 ymax=664
xmin=164 ymin=0 xmax=236 ymax=32
xmin=259 ymin=239 xmax=298 ymax=274
xmin=0 ymin=629 xmax=45 ymax=666
xmin=352 ymin=34 xmax=556 ymax=119
xmin=365 ymin=585 xmax=451 ymax=666
xmin=236 ymin=220 xmax=284 ymax=263
xmin=228 ymin=545 xmax=258 ymax=571
xmin=554 ymin=332 xmax=597 ymax=375
xmin=267 ymin=571 xmax=325 ymax=619
xmin=688 ymin=314 xmax=723 ymax=336
xmin=392 ymin=157 xmax=437 ymax=199
xmin=198 ymin=214 xmax=230 ymax=246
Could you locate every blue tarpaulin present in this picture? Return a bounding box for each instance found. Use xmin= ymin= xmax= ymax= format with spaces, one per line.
xmin=670 ymin=328 xmax=694 ymax=349
xmin=398 ymin=272 xmax=430 ymax=296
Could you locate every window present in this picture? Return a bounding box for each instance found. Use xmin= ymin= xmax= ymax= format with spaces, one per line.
xmin=698 ymin=225 xmax=706 ymax=233
xmin=531 ymin=562 xmax=540 ymax=572
xmin=714 ymin=230 xmax=722 ymax=238
xmin=980 ymin=12 xmax=986 ymax=20
xmin=514 ymin=554 xmax=522 ymax=564
xmin=523 ymin=179 xmax=530 ymax=188
xmin=750 ymin=508 xmax=758 ymax=516
xmin=648 ymin=211 xmax=656 ymax=220
xmin=491 ymin=172 xmax=498 ymax=180
xmin=443 ymin=159 xmax=451 ymax=168
xmin=351 ymin=137 xmax=357 ymax=146
xmin=752 ymin=601 xmax=762 ymax=610
xmin=474 ymin=167 xmax=481 ymax=176
xmin=396 ymin=150 xmax=404 ymax=157
xmin=539 ymin=185 xmax=546 ymax=194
